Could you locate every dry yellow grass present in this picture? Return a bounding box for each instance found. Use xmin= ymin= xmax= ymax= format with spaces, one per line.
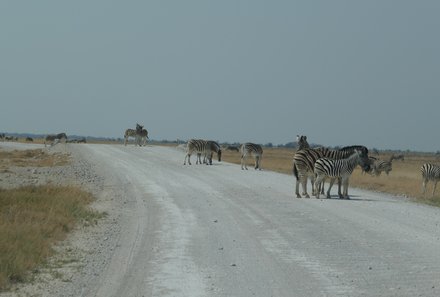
xmin=0 ymin=186 xmax=103 ymax=290
xmin=221 ymin=147 xmax=440 ymax=206
xmin=0 ymin=149 xmax=70 ymax=170
xmin=0 ymin=148 xmax=100 ymax=290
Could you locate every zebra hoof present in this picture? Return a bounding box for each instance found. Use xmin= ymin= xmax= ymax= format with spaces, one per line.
xmin=296 ymin=194 xmax=302 ymax=198
xmin=304 ymin=194 xmax=310 ymax=198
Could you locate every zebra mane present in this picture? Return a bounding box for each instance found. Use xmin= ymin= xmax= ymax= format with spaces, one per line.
xmin=339 ymin=145 xmax=368 ymax=154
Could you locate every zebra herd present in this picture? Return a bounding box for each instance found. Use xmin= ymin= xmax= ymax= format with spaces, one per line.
xmin=181 ymin=134 xmax=440 ymax=199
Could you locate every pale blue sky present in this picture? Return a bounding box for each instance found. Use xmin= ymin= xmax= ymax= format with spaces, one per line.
xmin=1 ymin=1 xmax=439 ymax=151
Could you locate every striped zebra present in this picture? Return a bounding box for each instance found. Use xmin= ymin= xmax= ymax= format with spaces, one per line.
xmin=293 ymin=145 xmax=368 ymax=198
xmin=44 ymin=132 xmax=67 ymax=147
xmin=240 ymin=143 xmax=263 ymax=170
xmin=124 ymin=124 xmax=143 ymax=146
xmin=184 ymin=139 xmax=216 ymax=165
xmin=137 ymin=128 xmax=149 ymax=146
xmin=421 ymin=163 xmax=440 ymax=197
xmin=370 ymin=158 xmax=392 ymax=176
xmin=296 ymin=135 xmax=310 ymax=150
xmin=314 ymin=150 xmax=370 ymax=199
xmin=205 ymin=141 xmax=222 ymax=165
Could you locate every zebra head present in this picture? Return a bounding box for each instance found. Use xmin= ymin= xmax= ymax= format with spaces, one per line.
xmin=136 ymin=123 xmax=144 ymax=133
xmin=296 ymin=135 xmax=310 ymax=150
xmin=356 ymin=149 xmax=371 ymax=172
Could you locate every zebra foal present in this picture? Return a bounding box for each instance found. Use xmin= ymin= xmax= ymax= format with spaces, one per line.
xmin=421 ymin=163 xmax=440 ymax=197
xmin=314 ymin=150 xmax=370 ymax=199
xmin=240 ymin=143 xmax=263 ymax=170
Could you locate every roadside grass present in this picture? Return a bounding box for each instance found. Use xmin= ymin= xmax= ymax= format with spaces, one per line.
xmin=221 ymin=147 xmax=440 ymax=206
xmin=0 ymin=148 xmax=103 ymax=291
xmin=0 ymin=185 xmax=104 ymax=290
xmin=0 ymin=149 xmax=70 ymax=170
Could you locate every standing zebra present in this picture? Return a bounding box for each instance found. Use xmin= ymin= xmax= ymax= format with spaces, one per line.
xmin=293 ymin=145 xmax=368 ymax=198
xmin=124 ymin=123 xmax=143 ymax=146
xmin=314 ymin=150 xmax=370 ymax=199
xmin=240 ymin=143 xmax=263 ymax=170
xmin=296 ymin=135 xmax=310 ymax=150
xmin=370 ymin=158 xmax=393 ymax=176
xmin=184 ymin=139 xmax=214 ymax=165
xmin=137 ymin=128 xmax=149 ymax=146
xmin=421 ymin=163 xmax=440 ymax=197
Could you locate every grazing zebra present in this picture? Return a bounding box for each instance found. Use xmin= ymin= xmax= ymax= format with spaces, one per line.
xmin=25 ymin=137 xmax=33 ymax=142
xmin=240 ymin=143 xmax=263 ymax=170
xmin=184 ymin=139 xmax=214 ymax=165
xmin=314 ymin=150 xmax=370 ymax=199
xmin=390 ymin=154 xmax=404 ymax=162
xmin=296 ymin=135 xmax=310 ymax=150
xmin=421 ymin=163 xmax=440 ymax=197
xmin=203 ymin=141 xmax=222 ymax=165
xmin=370 ymin=158 xmax=393 ymax=176
xmin=293 ymin=145 xmax=368 ymax=198
xmin=44 ymin=133 xmax=67 ymax=147
xmin=124 ymin=123 xmax=143 ymax=146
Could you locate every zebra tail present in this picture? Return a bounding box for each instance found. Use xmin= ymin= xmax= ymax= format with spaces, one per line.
xmin=293 ymin=162 xmax=299 ymax=180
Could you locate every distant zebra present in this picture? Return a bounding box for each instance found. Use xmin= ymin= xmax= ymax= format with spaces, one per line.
xmin=44 ymin=133 xmax=67 ymax=147
xmin=0 ymin=133 xmax=4 ymax=141
xmin=25 ymin=137 xmax=33 ymax=142
xmin=225 ymin=146 xmax=239 ymax=152
xmin=293 ymin=145 xmax=368 ymax=198
xmin=390 ymin=154 xmax=404 ymax=162
xmin=296 ymin=135 xmax=310 ymax=150
xmin=124 ymin=123 xmax=143 ymax=146
xmin=184 ymin=139 xmax=213 ymax=165
xmin=370 ymin=158 xmax=393 ymax=176
xmin=314 ymin=150 xmax=370 ymax=199
xmin=137 ymin=128 xmax=149 ymax=146
xmin=421 ymin=163 xmax=440 ymax=197
xmin=240 ymin=143 xmax=263 ymax=170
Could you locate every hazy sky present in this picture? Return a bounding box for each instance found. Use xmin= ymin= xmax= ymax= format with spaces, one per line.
xmin=1 ymin=1 xmax=439 ymax=151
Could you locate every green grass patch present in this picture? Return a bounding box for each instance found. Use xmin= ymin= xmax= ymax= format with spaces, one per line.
xmin=0 ymin=185 xmax=104 ymax=290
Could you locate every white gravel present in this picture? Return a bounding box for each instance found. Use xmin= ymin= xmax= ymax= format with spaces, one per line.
xmin=2 ymin=142 xmax=440 ymax=297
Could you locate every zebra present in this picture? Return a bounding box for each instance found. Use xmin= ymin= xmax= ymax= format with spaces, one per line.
xmin=225 ymin=145 xmax=239 ymax=152
xmin=296 ymin=135 xmax=310 ymax=150
xmin=137 ymin=128 xmax=149 ymax=146
xmin=314 ymin=149 xmax=370 ymax=199
xmin=184 ymin=139 xmax=214 ymax=165
xmin=421 ymin=163 xmax=440 ymax=197
xmin=370 ymin=158 xmax=393 ymax=176
xmin=201 ymin=141 xmax=222 ymax=165
xmin=240 ymin=143 xmax=263 ymax=170
xmin=44 ymin=133 xmax=67 ymax=147
xmin=390 ymin=154 xmax=404 ymax=162
xmin=293 ymin=145 xmax=368 ymax=198
xmin=124 ymin=123 xmax=143 ymax=146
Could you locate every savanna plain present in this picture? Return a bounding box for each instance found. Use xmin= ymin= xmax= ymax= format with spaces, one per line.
xmin=1 ymin=139 xmax=440 ymax=296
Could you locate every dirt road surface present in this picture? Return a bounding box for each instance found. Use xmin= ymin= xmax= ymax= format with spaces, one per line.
xmin=3 ymin=143 xmax=440 ymax=296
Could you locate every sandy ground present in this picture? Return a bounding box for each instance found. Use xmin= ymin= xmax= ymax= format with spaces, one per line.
xmin=1 ymin=142 xmax=440 ymax=297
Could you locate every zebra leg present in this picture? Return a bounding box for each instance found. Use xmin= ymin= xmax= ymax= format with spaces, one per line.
xmin=432 ymin=181 xmax=438 ymax=197
xmin=241 ymin=155 xmax=248 ymax=170
xmin=341 ymin=177 xmax=349 ymax=199
xmin=326 ymin=178 xmax=336 ymax=199
xmin=320 ymin=177 xmax=326 ymax=195
xmin=314 ymin=175 xmax=324 ymax=199
xmin=295 ymin=174 xmax=302 ymax=198
xmin=422 ymin=179 xmax=427 ymax=196
xmin=184 ymin=153 xmax=192 ymax=165
xmin=254 ymin=156 xmax=259 ymax=170
xmin=301 ymin=175 xmax=310 ymax=198
xmin=337 ymin=177 xmax=343 ymax=199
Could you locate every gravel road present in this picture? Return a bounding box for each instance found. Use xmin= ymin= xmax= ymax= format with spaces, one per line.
xmin=2 ymin=143 xmax=440 ymax=297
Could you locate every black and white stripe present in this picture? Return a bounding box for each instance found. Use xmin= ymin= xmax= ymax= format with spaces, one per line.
xmin=421 ymin=163 xmax=440 ymax=197
xmin=314 ymin=150 xmax=370 ymax=199
xmin=293 ymin=146 xmax=368 ymax=198
xmin=240 ymin=143 xmax=263 ymax=170
xmin=124 ymin=123 xmax=145 ymax=146
xmin=184 ymin=139 xmax=218 ymax=165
